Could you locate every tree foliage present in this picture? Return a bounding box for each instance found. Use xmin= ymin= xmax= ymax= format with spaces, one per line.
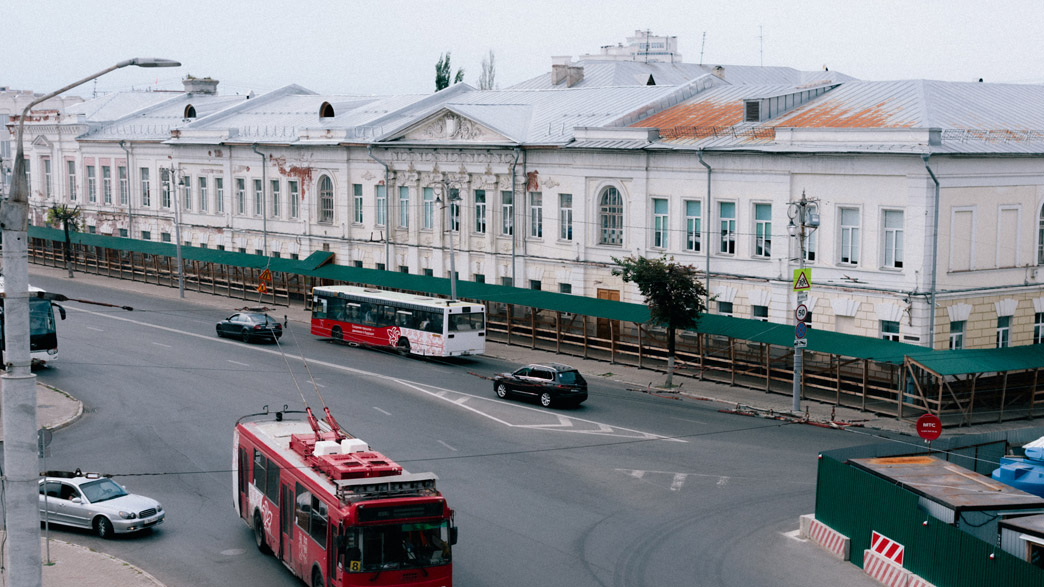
xmin=478 ymin=49 xmax=496 ymax=90
xmin=435 ymin=52 xmax=465 ymax=91
xmin=613 ymin=255 xmax=706 ymax=385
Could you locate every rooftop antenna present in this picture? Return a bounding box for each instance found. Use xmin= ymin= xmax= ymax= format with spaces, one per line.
xmin=759 ymin=25 xmax=764 ymax=67
xmin=700 ymin=32 xmax=706 ymax=65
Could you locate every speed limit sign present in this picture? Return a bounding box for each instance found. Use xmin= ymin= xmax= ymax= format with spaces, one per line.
xmin=794 ymin=304 xmax=808 ymax=322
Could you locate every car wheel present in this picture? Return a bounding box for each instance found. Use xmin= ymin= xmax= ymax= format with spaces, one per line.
xmin=540 ymin=392 xmax=553 ymax=408
xmin=215 ymin=325 xmax=224 ymax=338
xmin=312 ymin=568 xmax=324 ymax=587
xmin=253 ymin=510 xmax=270 ymax=554
xmin=241 ymin=328 xmax=252 ymax=343
xmin=331 ymin=326 xmax=343 ymax=341
xmin=496 ymin=383 xmax=509 ymax=399
xmin=396 ymin=337 xmax=410 ymax=355
xmin=94 ymin=516 xmax=114 ymax=539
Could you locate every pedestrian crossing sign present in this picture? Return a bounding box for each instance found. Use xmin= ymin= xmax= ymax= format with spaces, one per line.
xmin=793 ymin=268 xmax=812 ymax=291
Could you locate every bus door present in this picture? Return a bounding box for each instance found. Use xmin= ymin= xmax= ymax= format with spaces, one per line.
xmin=237 ymin=447 xmax=248 ymax=519
xmin=280 ymin=482 xmax=295 ymax=564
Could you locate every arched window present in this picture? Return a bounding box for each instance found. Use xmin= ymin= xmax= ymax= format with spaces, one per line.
xmin=1038 ymin=203 xmax=1044 ymax=265
xmin=598 ymin=186 xmax=624 ymax=245
xmin=320 ymin=102 xmax=335 ymax=118
xmin=183 ymin=104 xmax=196 ymax=119
xmin=318 ymin=175 xmax=334 ymax=223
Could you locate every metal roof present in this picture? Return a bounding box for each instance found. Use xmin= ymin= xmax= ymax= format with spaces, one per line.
xmin=851 ymin=456 xmax=1044 ymax=512
xmin=509 ymin=61 xmax=855 ymax=90
xmin=906 ymin=346 xmax=1044 ymax=376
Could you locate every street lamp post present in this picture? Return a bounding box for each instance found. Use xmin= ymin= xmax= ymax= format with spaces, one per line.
xmin=436 ymin=181 xmax=461 ymax=300
xmin=787 ymin=190 xmax=818 ymax=414
xmin=166 ymin=163 xmax=186 ymax=298
xmin=0 ymin=57 xmax=179 ymax=587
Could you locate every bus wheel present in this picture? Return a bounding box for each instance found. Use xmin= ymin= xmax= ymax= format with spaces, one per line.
xmin=396 ymin=338 xmax=411 ymax=355
xmin=311 ymin=568 xmax=324 ymax=587
xmin=253 ymin=511 xmax=270 ymax=554
xmin=331 ymin=326 xmax=343 ymax=340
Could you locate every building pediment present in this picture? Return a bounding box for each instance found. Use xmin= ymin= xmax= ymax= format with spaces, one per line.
xmin=393 ymin=111 xmax=510 ymax=144
xmin=31 ymin=135 xmax=53 ymax=149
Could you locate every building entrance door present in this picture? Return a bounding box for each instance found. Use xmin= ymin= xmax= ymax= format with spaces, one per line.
xmin=596 ymin=288 xmax=620 ymax=341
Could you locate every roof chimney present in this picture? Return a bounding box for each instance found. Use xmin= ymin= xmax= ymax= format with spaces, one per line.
xmin=566 ymin=65 xmax=584 ymax=88
xmin=182 ymin=76 xmax=219 ymax=95
xmin=712 ymin=66 xmax=726 ymax=80
xmin=551 ymin=56 xmax=572 ymax=85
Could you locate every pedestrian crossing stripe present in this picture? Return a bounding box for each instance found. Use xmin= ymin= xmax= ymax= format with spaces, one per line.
xmin=793 ymin=268 xmax=812 ymax=291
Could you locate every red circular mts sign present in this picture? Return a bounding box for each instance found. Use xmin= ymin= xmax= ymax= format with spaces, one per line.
xmin=916 ymin=414 xmax=942 ymax=441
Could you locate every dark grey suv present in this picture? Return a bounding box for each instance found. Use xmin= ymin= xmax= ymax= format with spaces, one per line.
xmin=493 ymin=363 xmax=588 ymax=407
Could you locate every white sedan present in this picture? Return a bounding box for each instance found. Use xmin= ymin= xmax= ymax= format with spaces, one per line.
xmin=39 ymin=471 xmax=164 ymax=538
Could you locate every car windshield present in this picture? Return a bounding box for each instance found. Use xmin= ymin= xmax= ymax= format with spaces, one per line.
xmin=557 ymin=370 xmax=584 ymax=385
xmin=79 ymin=478 xmax=128 ymax=503
xmin=343 ymin=520 xmax=452 ymax=572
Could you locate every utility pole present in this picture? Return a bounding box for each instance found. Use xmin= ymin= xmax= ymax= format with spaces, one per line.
xmin=166 ymin=162 xmax=186 ymax=297
xmin=436 ymin=180 xmax=461 ymax=300
xmin=1 ymin=57 xmax=180 ymax=587
xmin=788 ymin=190 xmax=818 ymax=413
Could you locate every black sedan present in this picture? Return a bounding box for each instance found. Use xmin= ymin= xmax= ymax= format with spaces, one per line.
xmin=216 ymin=311 xmax=283 ymax=343
xmin=492 ymin=363 xmax=588 ymax=408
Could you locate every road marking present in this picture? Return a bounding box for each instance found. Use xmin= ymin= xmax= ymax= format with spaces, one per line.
xmin=438 ymin=440 xmax=457 ymax=451
xmin=227 ymin=360 xmax=249 ymax=367
xmin=373 ymin=407 xmax=391 ymax=416
xmin=152 ymin=342 xmax=171 ymax=348
xmin=87 ymin=326 xmax=104 ymax=332
xmin=68 ymin=305 xmax=677 ymax=443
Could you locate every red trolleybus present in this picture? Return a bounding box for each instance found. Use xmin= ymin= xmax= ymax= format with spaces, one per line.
xmin=310 ymin=286 xmax=485 ymax=357
xmin=235 ymin=407 xmax=457 ymax=587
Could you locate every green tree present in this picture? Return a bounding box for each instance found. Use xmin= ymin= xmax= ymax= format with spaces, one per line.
xmin=47 ymin=204 xmax=81 ymax=278
xmin=613 ymin=255 xmax=706 ymax=387
xmin=435 ymin=52 xmax=464 ymax=91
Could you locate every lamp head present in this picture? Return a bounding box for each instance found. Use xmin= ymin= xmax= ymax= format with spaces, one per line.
xmin=117 ymin=58 xmax=181 ymax=69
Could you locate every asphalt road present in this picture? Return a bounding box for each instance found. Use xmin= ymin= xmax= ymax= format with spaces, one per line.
xmin=22 ymin=270 xmax=881 ymax=587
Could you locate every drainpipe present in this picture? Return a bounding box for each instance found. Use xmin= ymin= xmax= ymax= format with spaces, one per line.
xmin=519 ymin=148 xmax=528 ymax=285
xmin=251 ymin=144 xmax=267 ymax=256
xmin=120 ymin=140 xmax=134 ymax=238
xmin=367 ymin=146 xmax=391 ymax=270
xmin=509 ymin=147 xmax=521 ymax=286
xmin=697 ymin=150 xmax=712 ymax=310
xmin=922 ymin=154 xmax=940 ymax=349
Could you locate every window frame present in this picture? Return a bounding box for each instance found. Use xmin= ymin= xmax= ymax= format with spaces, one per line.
xmin=398 ymin=186 xmax=409 ymax=228
xmin=318 ymin=175 xmax=334 ymax=223
xmin=118 ymin=165 xmax=128 ymax=206
xmin=882 ymin=209 xmax=904 ymax=269
xmin=598 ymin=186 xmax=623 ymax=246
xmin=199 ymin=176 xmax=208 ymax=212
xmin=997 ymin=315 xmax=1012 ymax=348
xmin=753 ymin=203 xmax=771 ymax=258
xmin=289 ymin=180 xmax=299 ymax=219
xmin=652 ymin=198 xmax=668 ymax=249
xmin=474 ymin=189 xmax=487 ymax=234
xmin=949 ymin=320 xmax=965 ymax=350
xmin=423 ymin=187 xmax=435 ymax=230
xmin=559 ymin=193 xmax=573 ymax=241
xmin=375 ymin=185 xmax=386 ymax=227
xmin=270 ymin=179 xmax=280 ymax=218
xmin=881 ymin=320 xmax=900 ymax=342
xmin=718 ymin=201 xmax=736 ymax=255
xmin=529 ymin=191 xmax=543 ymax=238
xmin=86 ymin=165 xmax=97 ymax=203
xmin=67 ymin=160 xmax=77 ymax=201
xmin=236 ymin=178 xmax=247 ymax=215
xmin=253 ymin=178 xmax=263 ymax=216
xmin=102 ymin=165 xmax=112 ymax=205
xmin=839 ymin=207 xmax=861 ymax=265
xmin=353 ymin=183 xmax=363 ymax=224
xmin=215 ymin=177 xmax=225 ymax=213
xmin=500 ymin=190 xmax=514 ymax=236
xmin=139 ymin=167 xmax=149 ymax=207
xmin=685 ymin=200 xmax=701 ymax=252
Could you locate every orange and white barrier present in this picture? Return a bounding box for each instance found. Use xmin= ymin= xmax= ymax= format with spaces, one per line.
xmin=799 ymin=514 xmax=850 ymax=560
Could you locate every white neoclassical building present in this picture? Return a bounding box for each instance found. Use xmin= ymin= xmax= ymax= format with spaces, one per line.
xmin=13 ymin=43 xmax=1044 ymax=351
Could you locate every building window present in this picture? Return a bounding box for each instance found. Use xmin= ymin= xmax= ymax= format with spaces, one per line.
xmin=997 ymin=315 xmax=1011 ymax=348
xmin=375 ymin=185 xmax=386 ymax=227
xmin=118 ymin=228 xmax=128 ymax=237
xmin=182 ymin=176 xmax=191 ymax=210
xmin=161 ymin=168 xmax=172 ymax=208
xmin=161 ymin=232 xmax=171 ymax=243
xmin=353 ymin=260 xmax=363 ymax=268
xmin=139 ymin=167 xmax=149 ymax=206
xmin=719 ymin=201 xmax=736 ymax=254
xmin=883 ymin=210 xmax=904 ymax=268
xmin=67 ymin=160 xmax=77 ymax=201
xmin=1037 ymin=204 xmax=1044 ymax=265
xmin=118 ymin=166 xmax=128 ymax=205
xmin=599 ymin=186 xmax=623 ymax=245
xmin=199 ymin=177 xmax=208 ymax=212
xmin=473 ymin=273 xmax=484 ymax=283
xmin=529 ymin=280 xmax=542 ymax=291
xmin=43 ymin=158 xmax=52 ymax=198
xmin=501 ymin=191 xmax=514 ymax=235
xmin=86 ymin=165 xmax=97 ymax=203
xmin=141 ymin=230 xmax=151 ymax=240
xmin=804 ymin=229 xmax=817 ymax=262
xmin=840 ymin=208 xmax=860 ymax=264
xmin=652 ymin=198 xmax=668 ymax=248
xmin=559 ymin=283 xmax=572 ymax=294
xmin=949 ymin=320 xmax=965 ymax=350
xmin=271 ymin=180 xmax=280 ymax=217
xmin=270 ymin=250 xmax=278 ymax=258
xmin=102 ymin=166 xmax=112 ymax=204
xmin=529 ymin=192 xmax=542 ymax=238
xmin=1035 ymin=313 xmax=1044 ymax=345
xmin=423 ymin=187 xmax=435 ymax=229
xmin=474 ymin=190 xmax=487 ymax=233
xmin=353 ymin=184 xmax=363 ymax=224
xmin=289 ymin=180 xmax=299 ymax=219
xmin=881 ymin=320 xmax=900 ymax=342
xmin=717 ymin=301 xmax=733 ymax=317
xmin=501 ymin=276 xmax=513 ymax=287
xmin=753 ymin=305 xmax=769 ymax=321
xmin=215 ymin=177 xmax=225 ymax=213
xmin=253 ymin=179 xmax=263 ymax=215
xmin=376 ymin=263 xmax=385 ymax=271
xmin=87 ymin=225 xmax=96 ymax=234
xmin=559 ymin=193 xmax=573 ymax=241
xmin=399 ymin=265 xmax=409 ymax=273
xmin=754 ymin=203 xmax=771 ymax=257
xmin=398 ymin=186 xmax=409 ymax=228
xmin=235 ymin=178 xmax=246 ymax=215
xmin=423 ymin=268 xmax=434 ymax=277
xmin=685 ymin=200 xmax=701 ymax=252
xmin=318 ymin=175 xmax=334 ymax=223
xmin=449 ymin=190 xmax=460 ymax=232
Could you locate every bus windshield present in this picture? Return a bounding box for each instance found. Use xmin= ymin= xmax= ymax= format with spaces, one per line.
xmin=448 ymin=312 xmax=484 ymax=332
xmin=29 ymin=298 xmax=57 ymax=335
xmin=344 ymin=520 xmax=452 ymax=572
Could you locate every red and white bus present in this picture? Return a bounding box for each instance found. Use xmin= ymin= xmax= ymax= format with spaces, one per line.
xmin=310 ymin=286 xmax=485 ymax=357
xmin=234 ymin=407 xmax=457 ymax=587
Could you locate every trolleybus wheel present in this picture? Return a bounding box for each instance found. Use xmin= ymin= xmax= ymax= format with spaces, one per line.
xmin=540 ymin=392 xmax=553 ymax=408
xmin=496 ymin=383 xmax=509 ymax=399
xmin=312 ymin=568 xmax=324 ymax=587
xmin=396 ymin=337 xmax=410 ymax=355
xmin=331 ymin=326 xmax=343 ymax=340
xmin=253 ymin=510 xmax=270 ymax=554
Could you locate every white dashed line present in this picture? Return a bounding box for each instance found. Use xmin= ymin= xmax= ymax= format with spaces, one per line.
xmin=373 ymin=407 xmax=391 ymax=416
xmin=437 ymin=440 xmax=458 ymax=451
xmin=152 ymin=342 xmax=171 ymax=348
xmin=227 ymin=360 xmax=249 ymax=367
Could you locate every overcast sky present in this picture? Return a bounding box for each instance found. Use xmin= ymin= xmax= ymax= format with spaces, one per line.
xmin=4 ymin=0 xmax=1041 ymax=99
